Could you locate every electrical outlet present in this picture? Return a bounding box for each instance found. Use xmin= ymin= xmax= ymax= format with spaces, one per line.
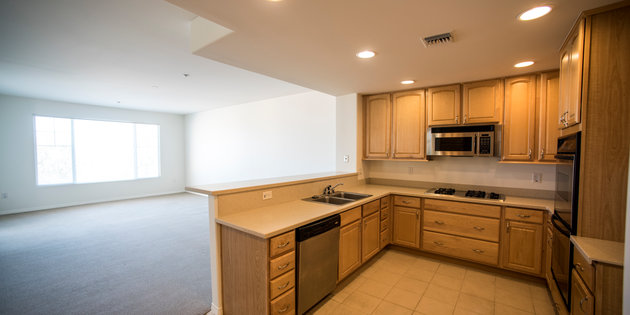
xmin=1 ymin=192 xmax=7 ymax=199
xmin=262 ymin=191 xmax=272 ymax=200
xmin=532 ymin=173 xmax=543 ymax=183
xmin=343 ymin=155 xmax=350 ymax=163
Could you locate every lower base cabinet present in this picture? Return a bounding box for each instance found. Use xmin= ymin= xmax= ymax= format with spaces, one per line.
xmin=571 ymin=270 xmax=594 ymax=315
xmin=362 ymin=211 xmax=380 ymax=262
xmin=423 ymin=230 xmax=499 ymax=265
xmin=392 ymin=206 xmax=421 ymax=248
xmin=338 ymin=220 xmax=361 ymax=281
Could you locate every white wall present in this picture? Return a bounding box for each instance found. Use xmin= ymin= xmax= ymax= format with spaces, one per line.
xmin=0 ymin=94 xmax=185 ymax=215
xmin=185 ymin=91 xmax=336 ymax=186
xmin=366 ymin=157 xmax=556 ymax=191
xmin=335 ymin=94 xmax=358 ymax=173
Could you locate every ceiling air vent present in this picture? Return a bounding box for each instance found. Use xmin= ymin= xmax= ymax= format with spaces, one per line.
xmin=422 ymin=32 xmax=453 ymax=47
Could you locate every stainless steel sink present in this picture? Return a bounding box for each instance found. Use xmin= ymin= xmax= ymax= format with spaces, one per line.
xmin=302 ymin=191 xmax=372 ymax=205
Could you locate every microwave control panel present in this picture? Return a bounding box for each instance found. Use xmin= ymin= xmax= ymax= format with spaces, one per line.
xmin=478 ymin=134 xmax=492 ymax=155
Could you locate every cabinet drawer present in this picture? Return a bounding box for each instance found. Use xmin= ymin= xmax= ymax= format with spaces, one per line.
xmin=573 ymin=249 xmax=595 ymax=291
xmin=270 ymin=269 xmax=295 ymax=300
xmin=424 ymin=210 xmax=500 ymax=242
xmin=505 ymin=207 xmax=543 ymax=224
xmin=269 ymin=251 xmax=295 ymax=279
xmin=380 ymin=196 xmax=390 ymax=209
xmin=424 ymin=198 xmax=500 ymax=218
xmin=340 ymin=207 xmax=361 ymax=226
xmin=423 ymin=231 xmax=499 ymax=265
xmin=270 ymin=288 xmax=295 ymax=315
xmin=571 ymin=270 xmax=594 ymax=315
xmin=362 ymin=200 xmax=380 ymax=216
xmin=380 ymin=230 xmax=389 ymax=248
xmin=381 ymin=217 xmax=390 ymax=232
xmin=380 ymin=208 xmax=389 ymax=220
xmin=393 ymin=195 xmax=421 ymax=208
xmin=269 ymin=231 xmax=295 ymax=258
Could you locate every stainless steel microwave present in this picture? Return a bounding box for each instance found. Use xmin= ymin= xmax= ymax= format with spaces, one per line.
xmin=426 ymin=125 xmax=500 ymax=157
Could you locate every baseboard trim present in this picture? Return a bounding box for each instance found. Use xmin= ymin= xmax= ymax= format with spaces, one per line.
xmin=206 ymin=303 xmax=221 ymax=315
xmin=0 ymin=190 xmax=187 ymax=216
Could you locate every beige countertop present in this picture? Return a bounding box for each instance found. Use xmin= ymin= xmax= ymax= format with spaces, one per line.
xmin=571 ymin=236 xmax=624 ymax=266
xmin=216 ymin=184 xmax=555 ymax=239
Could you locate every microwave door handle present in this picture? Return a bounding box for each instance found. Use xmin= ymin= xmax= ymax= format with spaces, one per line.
xmin=473 ymin=134 xmax=478 ymax=155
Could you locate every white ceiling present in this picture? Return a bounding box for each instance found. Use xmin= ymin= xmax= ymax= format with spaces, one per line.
xmin=0 ymin=0 xmax=310 ymax=114
xmin=168 ymin=0 xmax=619 ymax=96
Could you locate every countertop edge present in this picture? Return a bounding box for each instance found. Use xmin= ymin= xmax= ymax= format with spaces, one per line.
xmin=570 ymin=236 xmax=624 ymax=266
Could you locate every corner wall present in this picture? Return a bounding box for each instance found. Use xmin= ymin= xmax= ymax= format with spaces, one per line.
xmin=0 ymin=94 xmax=185 ymax=215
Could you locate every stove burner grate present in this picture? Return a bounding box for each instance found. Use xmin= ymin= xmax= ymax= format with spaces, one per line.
xmin=434 ymin=188 xmax=455 ymax=195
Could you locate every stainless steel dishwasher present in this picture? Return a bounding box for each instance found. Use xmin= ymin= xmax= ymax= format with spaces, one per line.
xmin=296 ymin=214 xmax=340 ymax=314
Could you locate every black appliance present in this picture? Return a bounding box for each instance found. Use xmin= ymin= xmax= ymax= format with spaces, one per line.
xmin=550 ymin=132 xmax=581 ymax=308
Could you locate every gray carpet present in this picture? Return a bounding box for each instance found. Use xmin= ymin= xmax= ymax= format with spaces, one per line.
xmin=0 ymin=193 xmax=212 ymax=315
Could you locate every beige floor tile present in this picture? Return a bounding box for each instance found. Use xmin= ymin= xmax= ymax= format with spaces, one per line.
xmin=356 ymin=278 xmax=394 ymax=299
xmin=495 ymin=303 xmax=535 ymax=315
xmin=308 ymin=297 xmax=340 ymax=315
xmin=529 ymin=283 xmax=551 ymax=303
xmin=375 ymin=258 xmax=412 ymax=275
xmin=423 ymin=283 xmax=461 ymax=304
xmin=412 ymin=256 xmax=441 ymax=272
xmin=495 ymin=289 xmax=535 ymax=313
xmin=464 ymin=269 xmax=496 ymax=284
xmin=384 ymin=287 xmax=424 ymax=310
xmin=342 ymin=291 xmax=382 ymax=314
xmin=455 ymin=293 xmax=494 ymax=315
xmin=373 ymin=300 xmax=415 ymax=315
xmin=436 ymin=263 xmax=467 ymax=280
xmin=330 ymin=303 xmax=367 ymax=315
xmin=495 ymin=276 xmax=532 ymax=297
xmin=415 ymin=296 xmax=456 ymax=315
xmin=532 ymin=298 xmax=556 ymax=315
xmin=363 ymin=267 xmax=404 ymax=286
xmin=461 ymin=278 xmax=495 ymax=301
xmin=405 ymin=266 xmax=436 ymax=282
xmin=395 ymin=277 xmax=430 ymax=295
xmin=431 ymin=273 xmax=464 ymax=291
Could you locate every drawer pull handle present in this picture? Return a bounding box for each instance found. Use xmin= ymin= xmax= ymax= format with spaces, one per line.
xmin=277 ymin=241 xmax=290 ymax=248
xmin=473 ymin=226 xmax=485 ymax=231
xmin=575 ymin=262 xmax=585 ymax=271
xmin=278 ymin=281 xmax=290 ymax=290
xmin=434 ymin=220 xmax=445 ymax=225
xmin=433 ymin=241 xmax=444 ymax=246
xmin=402 ymin=200 xmax=411 ymax=204
xmin=278 ymin=304 xmax=290 ymax=313
xmin=579 ymin=297 xmax=588 ymax=312
xmin=472 ymin=249 xmax=485 ymax=254
xmin=277 ymin=263 xmax=290 ymax=270
xmin=517 ymin=214 xmax=531 ymax=218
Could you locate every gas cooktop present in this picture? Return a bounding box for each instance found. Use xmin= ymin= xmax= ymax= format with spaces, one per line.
xmin=426 ymin=188 xmax=505 ymax=201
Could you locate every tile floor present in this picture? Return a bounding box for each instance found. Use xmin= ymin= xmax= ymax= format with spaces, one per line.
xmin=307 ymin=248 xmax=556 ymax=315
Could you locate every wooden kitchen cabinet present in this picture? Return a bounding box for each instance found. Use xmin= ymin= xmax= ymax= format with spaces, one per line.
xmin=571 ymin=270 xmax=594 ymax=315
xmin=427 ymin=84 xmax=461 ymax=126
xmin=361 ymin=211 xmax=380 ymax=262
xmin=558 ymin=18 xmax=584 ymax=129
xmin=392 ymin=206 xmax=421 ymax=248
xmin=462 ymin=79 xmax=503 ymax=124
xmin=502 ymin=219 xmax=543 ymax=275
xmin=364 ymin=94 xmax=391 ymax=159
xmin=391 ymin=90 xmax=426 ymax=159
xmin=502 ymin=75 xmax=537 ymax=161
xmin=338 ymin=220 xmax=361 ymax=281
xmin=537 ymin=71 xmax=560 ymax=162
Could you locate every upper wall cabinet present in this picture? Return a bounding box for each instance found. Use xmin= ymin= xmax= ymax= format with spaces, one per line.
xmin=364 ymin=90 xmax=426 ymax=161
xmin=364 ymin=94 xmax=391 ymax=159
xmin=503 ymin=75 xmax=537 ymax=161
xmin=426 ymin=84 xmax=461 ymax=126
xmin=391 ymin=90 xmax=426 ymax=159
xmin=538 ymin=72 xmax=559 ymax=162
xmin=558 ymin=19 xmax=585 ymax=129
xmin=462 ymin=79 xmax=504 ymax=124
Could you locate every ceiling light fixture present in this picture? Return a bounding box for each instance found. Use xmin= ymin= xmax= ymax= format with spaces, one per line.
xmin=519 ymin=6 xmax=552 ymax=21
xmin=401 ymin=80 xmax=415 ymax=85
xmin=356 ymin=50 xmax=376 ymax=59
xmin=514 ymin=61 xmax=535 ymax=68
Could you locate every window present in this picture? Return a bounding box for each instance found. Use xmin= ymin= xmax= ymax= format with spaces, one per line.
xmin=34 ymin=116 xmax=160 ymax=185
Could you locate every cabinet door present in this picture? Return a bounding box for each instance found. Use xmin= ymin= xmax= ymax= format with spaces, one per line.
xmin=503 ymin=75 xmax=536 ymax=161
xmin=361 ymin=212 xmax=380 ymax=262
xmin=538 ymin=72 xmax=560 ymax=161
xmin=571 ymin=270 xmax=594 ymax=315
xmin=392 ymin=90 xmax=426 ymax=159
xmin=392 ymin=206 xmax=420 ymax=248
xmin=502 ymin=220 xmax=543 ymax=274
xmin=338 ymin=220 xmax=361 ymax=281
xmin=558 ymin=19 xmax=584 ymax=129
xmin=427 ymin=84 xmax=461 ymax=126
xmin=462 ymin=79 xmax=503 ymax=124
xmin=364 ymin=94 xmax=391 ymax=159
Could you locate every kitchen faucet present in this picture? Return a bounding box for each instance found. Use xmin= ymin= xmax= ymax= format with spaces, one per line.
xmin=323 ymin=183 xmax=344 ymax=195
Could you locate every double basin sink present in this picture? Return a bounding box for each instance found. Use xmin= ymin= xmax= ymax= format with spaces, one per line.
xmin=302 ymin=191 xmax=372 ymax=205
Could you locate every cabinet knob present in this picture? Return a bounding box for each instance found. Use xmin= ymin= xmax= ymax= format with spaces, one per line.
xmin=277 ymin=263 xmax=290 ymax=270
xmin=433 ymin=241 xmax=444 ymax=246
xmin=455 ymin=115 xmax=459 ymax=124
xmin=277 ymin=241 xmax=290 ymax=248
xmin=575 ymin=262 xmax=585 ymax=271
xmin=463 ymin=114 xmax=467 ymax=124
xmin=472 ymin=249 xmax=485 ymax=254
xmin=434 ymin=220 xmax=445 ymax=225
xmin=278 ymin=304 xmax=290 ymax=313
xmin=517 ymin=214 xmax=531 ymax=218
xmin=528 ymin=148 xmax=532 ymax=160
xmin=473 ymin=226 xmax=485 ymax=231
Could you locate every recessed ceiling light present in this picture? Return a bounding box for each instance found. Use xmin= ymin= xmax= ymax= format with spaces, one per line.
xmin=514 ymin=61 xmax=535 ymax=68
xmin=401 ymin=80 xmax=415 ymax=85
xmin=519 ymin=6 xmax=552 ymax=21
xmin=356 ymin=50 xmax=376 ymax=59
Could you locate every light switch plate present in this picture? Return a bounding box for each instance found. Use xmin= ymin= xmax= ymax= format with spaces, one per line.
xmin=343 ymin=155 xmax=349 ymax=163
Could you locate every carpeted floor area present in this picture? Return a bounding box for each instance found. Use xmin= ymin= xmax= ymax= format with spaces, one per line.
xmin=0 ymin=193 xmax=212 ymax=315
